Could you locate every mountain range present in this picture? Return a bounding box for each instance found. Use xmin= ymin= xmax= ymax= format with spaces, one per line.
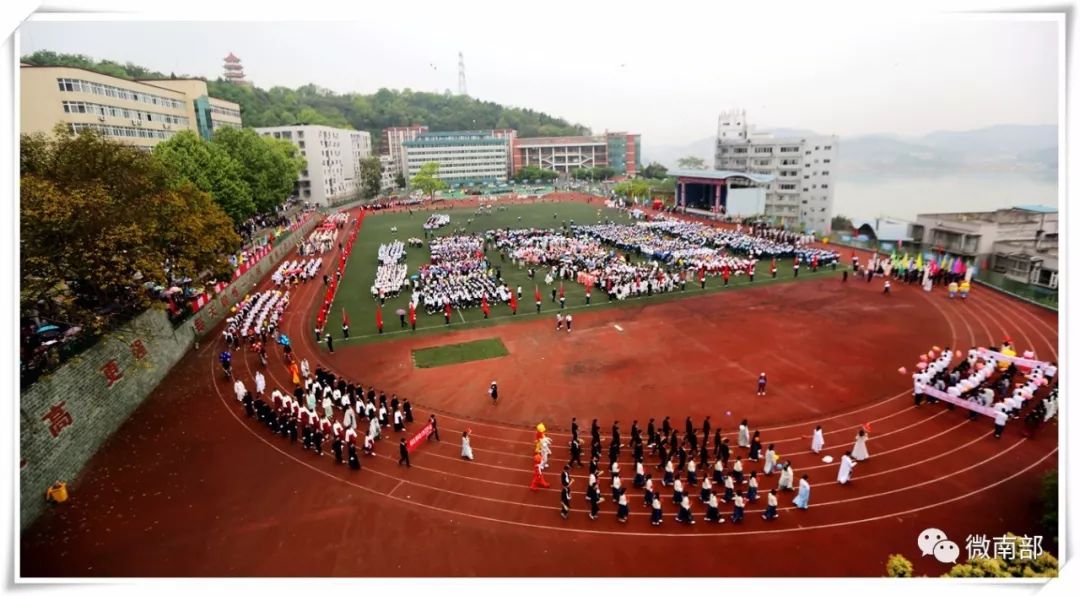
xmin=644 ymin=124 xmax=1057 ymax=180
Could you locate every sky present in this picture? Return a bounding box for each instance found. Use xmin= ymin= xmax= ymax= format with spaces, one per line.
xmin=16 ymin=6 xmax=1060 ymax=149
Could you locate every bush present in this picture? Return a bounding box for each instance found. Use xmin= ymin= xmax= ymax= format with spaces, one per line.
xmin=886 ymin=554 xmax=914 ymax=577
xmin=1041 ymin=470 xmax=1058 ymax=545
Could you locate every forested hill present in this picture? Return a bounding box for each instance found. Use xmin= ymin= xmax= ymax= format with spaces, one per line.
xmin=21 ymin=51 xmax=591 ymax=148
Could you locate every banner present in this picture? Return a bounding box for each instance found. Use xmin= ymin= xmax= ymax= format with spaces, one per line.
xmin=918 ymin=385 xmax=998 ymax=418
xmin=406 ymin=422 xmax=434 ymax=453
xmin=976 ymin=348 xmax=1051 ymax=371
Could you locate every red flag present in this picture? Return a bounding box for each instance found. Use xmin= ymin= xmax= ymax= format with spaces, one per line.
xmin=445 ymin=302 xmax=452 ymax=317
xmin=698 ymin=268 xmax=705 ymax=282
xmin=534 ymin=285 xmax=541 ymax=302
xmin=481 ymin=296 xmax=489 ymax=310
xmin=408 ymin=303 xmax=417 ymax=324
xmin=771 ymin=257 xmax=776 ymax=271
xmin=559 ymin=282 xmax=565 ymax=299
xmin=509 ymin=292 xmax=518 ymax=310
xmin=342 ymin=307 xmax=349 ymax=327
xmin=375 ymin=307 xmax=383 ymax=329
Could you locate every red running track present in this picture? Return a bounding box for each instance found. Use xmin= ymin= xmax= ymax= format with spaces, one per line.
xmin=20 ymin=201 xmax=1059 ymax=577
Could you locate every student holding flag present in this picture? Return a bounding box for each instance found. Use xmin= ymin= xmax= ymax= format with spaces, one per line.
xmin=408 ymin=302 xmax=417 ymax=330
xmin=375 ymin=307 xmax=383 ymax=335
xmin=535 ymin=285 xmax=542 ymax=313
xmin=509 ymin=290 xmax=518 ymax=314
xmin=481 ymin=296 xmax=491 ymax=319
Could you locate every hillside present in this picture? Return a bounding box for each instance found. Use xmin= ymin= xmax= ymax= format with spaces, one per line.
xmin=21 ymin=50 xmax=591 ymax=149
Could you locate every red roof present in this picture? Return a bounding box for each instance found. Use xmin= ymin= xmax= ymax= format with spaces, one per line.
xmin=224 ymin=53 xmax=241 ymax=63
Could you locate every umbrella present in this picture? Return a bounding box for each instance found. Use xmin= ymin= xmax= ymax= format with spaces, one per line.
xmin=395 ymin=309 xmax=407 ymax=317
xmin=277 ymin=334 xmax=291 ymax=347
xmin=36 ymin=325 xmax=59 ymax=334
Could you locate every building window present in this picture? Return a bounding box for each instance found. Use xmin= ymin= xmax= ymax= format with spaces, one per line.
xmin=824 ymin=159 xmax=831 ymax=164
xmin=821 ymin=184 xmax=829 ymax=189
xmin=822 ymin=171 xmax=829 ymax=175
xmin=824 ymin=145 xmax=832 ymax=150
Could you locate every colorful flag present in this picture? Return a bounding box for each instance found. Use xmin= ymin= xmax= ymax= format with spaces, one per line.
xmin=534 ymin=285 xmax=541 ymax=303
xmin=559 ymin=282 xmax=565 ymax=299
xmin=408 ymin=303 xmax=417 ymax=325
xmin=375 ymin=306 xmax=383 ymax=329
xmin=342 ymin=307 xmax=349 ymax=327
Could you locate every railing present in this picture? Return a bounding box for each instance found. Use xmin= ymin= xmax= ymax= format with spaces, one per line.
xmin=973 ymin=269 xmax=1058 ymax=310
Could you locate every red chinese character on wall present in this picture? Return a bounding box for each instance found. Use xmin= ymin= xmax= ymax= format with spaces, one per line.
xmin=130 ymin=339 xmax=149 ymax=360
xmin=193 ymin=317 xmax=206 ymax=333
xmin=231 ymin=286 xmax=240 ymax=299
xmin=208 ymin=303 xmax=219 ymax=319
xmin=101 ymin=359 xmax=124 ymax=387
xmin=41 ymin=401 xmax=74 ymax=438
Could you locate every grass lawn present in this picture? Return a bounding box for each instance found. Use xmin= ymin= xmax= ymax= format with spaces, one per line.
xmin=321 ymin=199 xmax=839 ymax=347
xmin=411 ymin=338 xmax=510 ymax=368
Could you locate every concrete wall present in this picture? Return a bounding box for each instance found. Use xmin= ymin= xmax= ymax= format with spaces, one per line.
xmin=19 ymin=214 xmax=322 ymax=529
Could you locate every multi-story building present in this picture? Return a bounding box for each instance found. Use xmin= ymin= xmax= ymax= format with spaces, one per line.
xmin=403 ymin=130 xmax=511 ymax=185
xmin=912 ymin=206 xmax=1058 ymax=289
xmin=20 ymin=65 xmax=242 ymax=149
xmin=715 ymin=109 xmax=837 ymax=233
xmin=379 ymin=154 xmax=397 ymax=192
xmin=381 ymin=125 xmax=429 ymax=177
xmin=255 ymin=125 xmax=372 ymax=207
xmin=511 ymin=132 xmax=641 ymax=177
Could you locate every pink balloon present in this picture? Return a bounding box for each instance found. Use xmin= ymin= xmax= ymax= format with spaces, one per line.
xmin=919 ymin=355 xmax=928 ymax=363
xmin=898 ymin=367 xmax=908 ymax=375
xmin=1039 ymin=378 xmax=1048 ymax=386
xmin=932 ymin=345 xmax=942 ymax=353
xmin=975 ymin=362 xmax=984 ymax=370
xmin=1023 ymin=350 xmax=1035 ymax=359
xmin=916 ymin=362 xmax=928 ymax=370
xmin=928 ymin=351 xmax=937 ymax=360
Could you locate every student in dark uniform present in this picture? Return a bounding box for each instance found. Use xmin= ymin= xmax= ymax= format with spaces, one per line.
xmin=687 ymin=428 xmax=698 ymax=452
xmin=662 ymin=416 xmax=672 ymax=439
xmin=591 ymin=419 xmax=601 ymax=445
xmin=332 ymin=435 xmax=344 ymax=464
xmin=633 ymin=440 xmax=644 ymax=464
xmin=630 ymin=420 xmax=641 ymax=447
xmin=611 ymin=421 xmax=621 ymax=448
xmin=685 ymin=416 xmax=694 ymax=439
xmin=560 ymin=482 xmax=572 ymax=519
xmin=561 ymin=464 xmax=572 ymax=489
xmin=748 ymin=431 xmax=762 ymax=461
xmin=312 ymin=424 xmax=324 ymax=456
xmin=702 ymin=416 xmax=712 ymax=448
xmin=242 ymin=392 xmax=255 ymax=418
xmin=589 ymin=457 xmax=602 ymax=480
xmin=586 ymin=481 xmax=601 ymax=520
xmin=719 ymin=437 xmax=731 ymax=468
xmin=403 ymin=398 xmax=414 ymax=424
xmin=428 ymin=414 xmax=440 ymax=441
xmin=677 ymin=442 xmax=688 ymax=473
xmin=608 ymin=441 xmax=619 ymax=468
xmin=571 ymin=417 xmax=579 ymax=443
xmin=591 ymin=437 xmax=602 ymax=462
xmin=656 ymin=441 xmax=669 ymax=471
xmin=398 ymin=438 xmax=411 ymax=467
xmin=699 ymin=442 xmax=710 ymax=470
xmin=288 ymin=414 xmax=298 ymax=444
xmin=326 ymin=333 xmax=334 ymax=353
xmin=569 ymin=437 xmax=583 ymax=467
xmin=347 ymin=442 xmax=361 ymax=470
xmin=647 ymin=418 xmax=657 ymax=448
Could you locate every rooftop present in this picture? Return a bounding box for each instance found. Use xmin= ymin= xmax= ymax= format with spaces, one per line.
xmin=667 ymin=168 xmax=776 ymax=184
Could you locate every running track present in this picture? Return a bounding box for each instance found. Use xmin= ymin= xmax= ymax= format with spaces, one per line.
xmin=20 ymin=198 xmax=1059 ymax=577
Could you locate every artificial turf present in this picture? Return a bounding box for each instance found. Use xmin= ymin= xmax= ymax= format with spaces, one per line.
xmin=411 ymin=337 xmax=510 ymax=368
xmin=321 ymin=198 xmax=838 ymax=347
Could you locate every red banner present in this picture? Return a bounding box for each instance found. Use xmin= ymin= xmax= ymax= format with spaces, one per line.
xmin=406 ymin=422 xmax=434 ymax=453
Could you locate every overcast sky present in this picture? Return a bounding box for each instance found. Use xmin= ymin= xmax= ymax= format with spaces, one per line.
xmin=17 ymin=9 xmax=1059 ymax=148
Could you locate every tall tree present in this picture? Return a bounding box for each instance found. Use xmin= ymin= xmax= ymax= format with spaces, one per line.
xmin=394 ymin=171 xmax=407 ymax=190
xmin=831 ymin=215 xmax=854 ymax=232
xmin=20 ymin=126 xmax=239 ymax=333
xmin=210 ymin=127 xmax=305 ymax=213
xmin=676 ymin=156 xmax=707 ymax=170
xmin=153 ymin=130 xmax=255 ymax=222
xmin=409 ymin=162 xmax=448 ymax=196
xmin=641 ymin=162 xmax=669 ymax=179
xmin=359 ymin=155 xmax=383 ymax=199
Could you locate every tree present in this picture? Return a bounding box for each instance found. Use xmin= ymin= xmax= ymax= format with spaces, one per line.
xmin=641 ymin=162 xmax=668 ymax=179
xmin=613 ymin=179 xmax=651 ymax=200
xmin=676 ymin=156 xmax=707 ymax=170
xmin=20 ymin=126 xmax=240 ymax=334
xmin=831 ymin=215 xmax=855 ymax=232
xmin=513 ymin=166 xmax=558 ymax=183
xmin=210 ymin=127 xmax=305 ymax=214
xmin=394 ymin=171 xmax=407 ymax=190
xmin=359 ymin=155 xmax=383 ymax=199
xmin=885 ymin=554 xmax=914 ymax=577
xmin=1042 ymin=470 xmax=1058 ymax=546
xmin=944 ymin=534 xmax=1058 ymax=578
xmin=409 ymin=161 xmax=448 ymax=196
xmin=153 ymin=130 xmax=255 ymax=223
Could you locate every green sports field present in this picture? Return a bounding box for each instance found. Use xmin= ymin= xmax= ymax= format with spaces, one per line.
xmin=412 ymin=338 xmax=510 ymax=368
xmin=321 ymin=200 xmax=837 ymax=347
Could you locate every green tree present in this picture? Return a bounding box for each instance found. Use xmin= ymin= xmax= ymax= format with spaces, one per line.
xmin=832 ymin=215 xmax=855 ymax=232
xmin=409 ymin=161 xmax=448 ymax=196
xmin=641 ymin=162 xmax=669 ymax=179
xmin=1042 ymin=470 xmax=1058 ymax=546
xmin=210 ymin=127 xmax=305 ymax=213
xmin=359 ymin=155 xmax=383 ymax=199
xmin=676 ymin=156 xmax=707 ymax=169
xmin=153 ymin=130 xmax=255 ymax=222
xmin=885 ymin=554 xmax=914 ymax=577
xmin=394 ymin=171 xmax=407 ymax=190
xmin=944 ymin=534 xmax=1058 ymax=578
xmin=20 ymin=126 xmax=240 ymax=334
xmin=513 ymin=166 xmax=558 ymax=183
xmin=613 ymin=179 xmax=651 ymax=200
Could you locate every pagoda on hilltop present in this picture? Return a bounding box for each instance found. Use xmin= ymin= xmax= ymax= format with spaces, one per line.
xmin=222 ymin=52 xmax=249 ymax=85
